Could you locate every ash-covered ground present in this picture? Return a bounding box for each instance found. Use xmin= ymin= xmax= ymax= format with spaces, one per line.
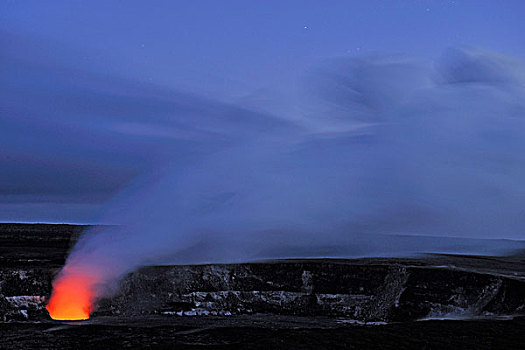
xmin=1 ymin=223 xmax=524 ymax=349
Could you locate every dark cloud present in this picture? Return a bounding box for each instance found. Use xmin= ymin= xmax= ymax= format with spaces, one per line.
xmin=0 ymin=32 xmax=294 ymax=221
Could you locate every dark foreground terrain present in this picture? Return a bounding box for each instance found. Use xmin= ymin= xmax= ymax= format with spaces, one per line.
xmin=2 ymin=315 xmax=525 ymax=349
xmin=1 ymin=223 xmax=524 ymax=349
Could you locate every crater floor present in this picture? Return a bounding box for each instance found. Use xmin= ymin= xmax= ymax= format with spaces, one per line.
xmin=1 ymin=223 xmax=524 ymax=349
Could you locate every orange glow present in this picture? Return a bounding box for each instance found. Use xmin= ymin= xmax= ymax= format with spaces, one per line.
xmin=46 ymin=272 xmax=95 ymax=321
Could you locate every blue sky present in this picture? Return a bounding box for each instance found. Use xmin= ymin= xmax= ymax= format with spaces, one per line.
xmin=1 ymin=1 xmax=525 ymax=234
xmin=2 ymin=1 xmax=524 ymax=97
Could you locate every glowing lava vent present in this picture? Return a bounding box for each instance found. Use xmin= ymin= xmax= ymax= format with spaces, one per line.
xmin=46 ymin=272 xmax=95 ymax=321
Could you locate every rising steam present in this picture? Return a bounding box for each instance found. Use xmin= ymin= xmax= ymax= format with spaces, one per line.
xmin=47 ymin=48 xmax=525 ymax=319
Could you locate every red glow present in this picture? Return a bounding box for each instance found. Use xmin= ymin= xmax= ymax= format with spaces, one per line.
xmin=46 ymin=272 xmax=95 ymax=321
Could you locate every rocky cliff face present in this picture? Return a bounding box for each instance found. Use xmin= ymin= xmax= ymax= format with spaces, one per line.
xmin=94 ymin=261 xmax=525 ymax=322
xmin=1 ymin=224 xmax=524 ymax=323
xmin=2 ymin=260 xmax=524 ymax=322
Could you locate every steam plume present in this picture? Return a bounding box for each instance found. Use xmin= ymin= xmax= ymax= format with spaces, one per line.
xmin=48 ymin=48 xmax=525 ymax=316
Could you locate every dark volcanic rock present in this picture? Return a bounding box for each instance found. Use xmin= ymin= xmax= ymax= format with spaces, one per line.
xmin=0 ymin=224 xmax=524 ymax=323
xmin=95 ymin=261 xmax=524 ymax=322
xmin=2 ymin=316 xmax=525 ymax=349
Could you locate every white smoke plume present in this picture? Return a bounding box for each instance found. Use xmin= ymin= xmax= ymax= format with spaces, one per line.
xmin=55 ymin=48 xmax=525 ymax=308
